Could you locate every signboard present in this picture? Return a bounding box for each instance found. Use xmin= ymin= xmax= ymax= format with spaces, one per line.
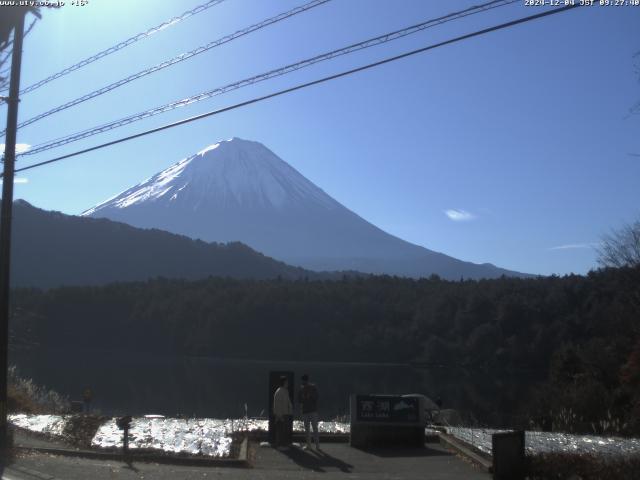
xmin=350 ymin=394 xmax=426 ymax=448
xmin=355 ymin=395 xmax=419 ymax=423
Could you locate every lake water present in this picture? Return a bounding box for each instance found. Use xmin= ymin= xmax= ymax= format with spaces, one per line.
xmin=9 ymin=348 xmax=530 ymax=421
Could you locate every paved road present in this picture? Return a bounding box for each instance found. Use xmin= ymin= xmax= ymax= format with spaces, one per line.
xmin=3 ymin=441 xmax=489 ymax=480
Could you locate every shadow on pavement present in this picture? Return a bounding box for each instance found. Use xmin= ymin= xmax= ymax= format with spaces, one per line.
xmin=279 ymin=447 xmax=354 ymax=473
xmin=123 ymin=457 xmax=140 ymax=473
xmin=356 ymin=445 xmax=453 ymax=458
xmin=1 ymin=447 xmax=15 ymax=471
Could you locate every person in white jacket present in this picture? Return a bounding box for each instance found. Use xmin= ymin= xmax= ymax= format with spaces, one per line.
xmin=273 ymin=376 xmax=293 ymax=449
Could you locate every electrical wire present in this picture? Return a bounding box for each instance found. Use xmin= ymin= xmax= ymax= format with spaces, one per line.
xmin=9 ymin=3 xmax=580 ymax=176
xmin=6 ymin=0 xmax=331 ymax=135
xmin=20 ymin=0 xmax=517 ymax=157
xmin=0 ymin=0 xmax=227 ymax=96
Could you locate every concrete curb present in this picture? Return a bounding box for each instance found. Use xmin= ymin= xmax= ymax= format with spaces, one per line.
xmin=5 ymin=465 xmax=58 ymax=480
xmin=438 ymin=432 xmax=493 ymax=472
xmin=14 ymin=436 xmax=250 ymax=468
xmin=425 ymin=433 xmax=440 ymax=443
xmin=247 ymin=431 xmax=438 ymax=444
xmin=238 ymin=436 xmax=249 ymax=464
xmin=248 ymin=432 xmax=349 ymax=443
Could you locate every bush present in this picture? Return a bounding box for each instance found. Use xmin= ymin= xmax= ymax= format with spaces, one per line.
xmin=528 ymin=452 xmax=640 ymax=480
xmin=7 ymin=366 xmax=69 ymax=414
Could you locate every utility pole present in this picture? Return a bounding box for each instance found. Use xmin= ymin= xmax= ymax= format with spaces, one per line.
xmin=0 ymin=11 xmax=25 ymax=451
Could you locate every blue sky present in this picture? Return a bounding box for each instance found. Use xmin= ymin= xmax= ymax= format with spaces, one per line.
xmin=2 ymin=0 xmax=639 ymax=276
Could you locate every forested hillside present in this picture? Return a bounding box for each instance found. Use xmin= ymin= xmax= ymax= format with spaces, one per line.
xmin=10 ymin=200 xmax=319 ymax=287
xmin=10 ymin=266 xmax=640 ymax=432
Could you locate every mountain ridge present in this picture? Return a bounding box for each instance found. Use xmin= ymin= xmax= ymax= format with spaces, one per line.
xmin=83 ymin=137 xmax=532 ymax=280
xmin=9 ymin=199 xmax=335 ymax=288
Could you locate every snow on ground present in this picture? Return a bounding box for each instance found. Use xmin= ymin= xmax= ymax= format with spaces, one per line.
xmin=91 ymin=418 xmax=351 ymax=456
xmin=9 ymin=414 xmax=350 ymax=458
xmin=446 ymin=427 xmax=640 ymax=457
xmin=239 ymin=419 xmax=350 ymax=434
xmin=17 ymin=415 xmax=638 ymax=458
xmin=9 ymin=414 xmax=67 ymax=436
xmin=298 ymin=420 xmax=350 ymax=434
xmin=92 ymin=418 xmax=232 ymax=457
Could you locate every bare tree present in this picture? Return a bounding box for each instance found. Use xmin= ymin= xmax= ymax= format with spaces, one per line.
xmin=628 ymin=51 xmax=640 ymax=158
xmin=0 ymin=7 xmax=40 ymax=90
xmin=597 ymin=219 xmax=640 ymax=268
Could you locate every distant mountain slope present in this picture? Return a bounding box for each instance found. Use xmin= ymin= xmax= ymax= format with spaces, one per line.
xmin=10 ymin=200 xmax=315 ymax=288
xmin=84 ymin=137 xmax=531 ymax=280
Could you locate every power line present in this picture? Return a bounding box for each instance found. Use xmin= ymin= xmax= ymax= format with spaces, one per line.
xmin=7 ymin=0 xmax=331 ymax=135
xmin=20 ymin=0 xmax=513 ymax=151
xmin=0 ymin=0 xmax=227 ymax=96
xmin=10 ymin=3 xmax=580 ymax=176
xmin=20 ymin=0 xmax=518 ymax=157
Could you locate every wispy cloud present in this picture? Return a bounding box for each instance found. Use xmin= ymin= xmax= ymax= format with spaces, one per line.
xmin=444 ymin=209 xmax=476 ymax=222
xmin=0 ymin=177 xmax=28 ymax=184
xmin=0 ymin=143 xmax=31 ymax=155
xmin=548 ymin=242 xmax=600 ymax=251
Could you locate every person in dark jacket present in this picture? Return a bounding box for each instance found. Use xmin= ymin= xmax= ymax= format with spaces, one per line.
xmin=298 ymin=374 xmax=320 ymax=450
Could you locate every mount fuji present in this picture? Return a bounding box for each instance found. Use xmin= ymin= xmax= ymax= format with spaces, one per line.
xmin=83 ymin=137 xmax=528 ymax=279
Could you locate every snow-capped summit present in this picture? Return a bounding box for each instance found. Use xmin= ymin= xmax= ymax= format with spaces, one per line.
xmin=83 ymin=138 xmax=528 ymax=279
xmin=84 ymin=137 xmax=338 ymax=215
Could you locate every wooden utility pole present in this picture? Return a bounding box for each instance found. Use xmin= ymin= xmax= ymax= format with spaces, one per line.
xmin=0 ymin=10 xmax=25 ymax=450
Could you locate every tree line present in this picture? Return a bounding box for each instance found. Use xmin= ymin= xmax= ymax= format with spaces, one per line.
xmin=8 ymin=264 xmax=640 ymax=433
